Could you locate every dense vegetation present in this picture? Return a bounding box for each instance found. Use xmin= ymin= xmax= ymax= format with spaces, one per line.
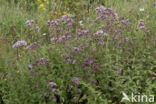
xmin=0 ymin=0 xmax=156 ymax=104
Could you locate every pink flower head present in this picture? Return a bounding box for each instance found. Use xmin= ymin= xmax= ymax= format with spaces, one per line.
xmin=12 ymin=40 xmax=27 ymax=48
xmin=71 ymin=77 xmax=80 ymax=85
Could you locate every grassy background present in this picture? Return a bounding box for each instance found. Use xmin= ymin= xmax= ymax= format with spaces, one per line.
xmin=0 ymin=0 xmax=156 ymax=104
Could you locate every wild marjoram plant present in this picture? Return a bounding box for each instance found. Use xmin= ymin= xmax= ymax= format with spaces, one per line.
xmin=0 ymin=0 xmax=155 ymax=104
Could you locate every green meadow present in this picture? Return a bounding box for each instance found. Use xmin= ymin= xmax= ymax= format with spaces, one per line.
xmin=0 ymin=0 xmax=155 ymax=104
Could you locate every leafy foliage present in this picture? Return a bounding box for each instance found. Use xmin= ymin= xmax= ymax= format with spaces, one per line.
xmin=0 ymin=0 xmax=156 ymax=104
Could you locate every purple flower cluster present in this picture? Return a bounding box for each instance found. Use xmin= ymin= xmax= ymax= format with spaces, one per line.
xmin=46 ymin=81 xmax=60 ymax=94
xmin=28 ymin=64 xmax=33 ymax=69
xmin=62 ymin=14 xmax=75 ymax=20
xmin=124 ymin=37 xmax=130 ymax=42
xmin=139 ymin=21 xmax=147 ymax=32
xmin=121 ymin=19 xmax=129 ymax=25
xmin=72 ymin=47 xmax=80 ymax=52
xmin=93 ymin=30 xmax=103 ymax=36
xmin=57 ymin=35 xmax=66 ymax=43
xmin=99 ymin=41 xmax=104 ymax=46
xmin=61 ymin=54 xmax=71 ymax=58
xmin=33 ymin=58 xmax=49 ymax=67
xmin=26 ymin=20 xmax=35 ymax=26
xmin=62 ymin=14 xmax=74 ymax=25
xmin=87 ymin=58 xmax=96 ymax=65
xmin=71 ymin=77 xmax=80 ymax=85
xmin=77 ymin=29 xmax=89 ymax=36
xmin=12 ymin=40 xmax=27 ymax=48
xmin=96 ymin=6 xmax=117 ymax=20
xmin=47 ymin=81 xmax=57 ymax=88
xmin=52 ymin=88 xmax=60 ymax=93
xmin=48 ymin=15 xmax=75 ymax=43
xmin=48 ymin=19 xmax=60 ymax=29
xmin=82 ymin=58 xmax=100 ymax=70
xmin=95 ymin=6 xmax=131 ymax=35
xmin=26 ymin=42 xmax=40 ymax=50
xmin=139 ymin=21 xmax=145 ymax=29
xmin=67 ymin=85 xmax=73 ymax=92
xmin=61 ymin=54 xmax=76 ymax=64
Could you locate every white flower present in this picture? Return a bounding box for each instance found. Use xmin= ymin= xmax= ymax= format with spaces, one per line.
xmin=139 ymin=8 xmax=144 ymax=11
xmin=42 ymin=33 xmax=46 ymax=36
xmin=79 ymin=21 xmax=83 ymax=26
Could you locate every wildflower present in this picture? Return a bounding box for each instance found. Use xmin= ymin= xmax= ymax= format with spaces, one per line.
xmin=153 ymin=2 xmax=156 ymax=6
xmin=33 ymin=58 xmax=49 ymax=67
xmin=99 ymin=41 xmax=104 ymax=46
xmin=48 ymin=19 xmax=60 ymax=29
xmin=30 ymin=69 xmax=36 ymax=75
xmin=79 ymin=20 xmax=83 ymax=26
xmin=50 ymin=37 xmax=56 ymax=42
xmin=40 ymin=3 xmax=44 ymax=7
xmin=96 ymin=6 xmax=106 ymax=12
xmin=71 ymin=77 xmax=80 ymax=85
xmin=36 ymin=26 xmax=39 ymax=31
xmin=140 ymin=26 xmax=145 ymax=29
xmin=28 ymin=65 xmax=33 ymax=69
xmin=93 ymin=30 xmax=103 ymax=36
xmin=61 ymin=54 xmax=71 ymax=58
xmin=12 ymin=40 xmax=27 ymax=48
xmin=44 ymin=0 xmax=47 ymax=2
xmin=42 ymin=8 xmax=46 ymax=11
xmin=139 ymin=20 xmax=146 ymax=30
xmin=67 ymin=85 xmax=73 ymax=92
xmin=81 ymin=63 xmax=89 ymax=68
xmin=92 ymin=64 xmax=100 ymax=70
xmin=96 ymin=6 xmax=117 ymax=20
xmin=16 ymin=70 xmax=20 ymax=73
xmin=139 ymin=8 xmax=144 ymax=11
xmin=124 ymin=37 xmax=130 ymax=42
xmin=52 ymin=88 xmax=60 ymax=93
xmin=62 ymin=17 xmax=74 ymax=26
xmin=26 ymin=20 xmax=35 ymax=26
xmin=72 ymin=60 xmax=76 ymax=64
xmin=77 ymin=29 xmax=88 ymax=36
xmin=58 ymin=12 xmax=62 ymax=16
xmin=62 ymin=14 xmax=74 ymax=26
xmin=26 ymin=42 xmax=40 ymax=50
xmin=64 ymin=12 xmax=68 ymax=15
xmin=104 ymin=33 xmax=108 ymax=37
xmin=42 ymin=33 xmax=46 ymax=36
xmin=72 ymin=47 xmax=80 ymax=52
xmin=121 ymin=19 xmax=129 ymax=25
xmin=139 ymin=21 xmax=145 ymax=26
xmin=47 ymin=81 xmax=57 ymax=88
xmin=82 ymin=29 xmax=88 ymax=35
xmin=66 ymin=58 xmax=71 ymax=63
xmin=87 ymin=58 xmax=96 ymax=65
xmin=57 ymin=37 xmax=63 ymax=43
xmin=92 ymin=47 xmax=97 ymax=51
xmin=4 ymin=78 xmax=7 ymax=81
